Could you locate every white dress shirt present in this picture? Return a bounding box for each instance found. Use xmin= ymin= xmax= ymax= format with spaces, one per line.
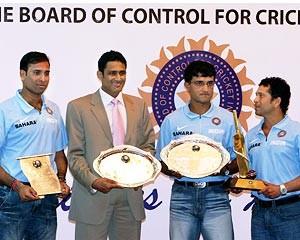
xmin=98 ymin=88 xmax=127 ymax=134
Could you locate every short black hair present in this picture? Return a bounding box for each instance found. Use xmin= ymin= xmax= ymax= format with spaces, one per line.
xmin=184 ymin=60 xmax=216 ymax=83
xmin=20 ymin=51 xmax=50 ymax=72
xmin=97 ymin=50 xmax=127 ymax=73
xmin=259 ymin=77 xmax=291 ymax=115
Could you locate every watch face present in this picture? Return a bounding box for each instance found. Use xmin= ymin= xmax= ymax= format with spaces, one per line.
xmin=280 ymin=184 xmax=287 ymax=195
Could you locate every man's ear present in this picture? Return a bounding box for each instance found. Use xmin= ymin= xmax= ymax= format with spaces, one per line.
xmin=97 ymin=70 xmax=103 ymax=81
xmin=273 ymin=96 xmax=281 ymax=108
xmin=20 ymin=70 xmax=26 ymax=81
xmin=184 ymin=81 xmax=190 ymax=89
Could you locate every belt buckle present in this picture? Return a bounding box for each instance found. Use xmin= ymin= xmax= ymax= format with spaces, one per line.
xmin=194 ymin=182 xmax=206 ymax=188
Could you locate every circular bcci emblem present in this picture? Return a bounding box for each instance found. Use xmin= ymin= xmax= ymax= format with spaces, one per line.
xmin=277 ymin=130 xmax=287 ymax=138
xmin=212 ymin=117 xmax=221 ymax=125
xmin=139 ymin=36 xmax=255 ymax=133
xmin=152 ymin=50 xmax=242 ymax=125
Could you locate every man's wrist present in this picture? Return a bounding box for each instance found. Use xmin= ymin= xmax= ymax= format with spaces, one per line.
xmin=57 ymin=174 xmax=66 ymax=183
xmin=10 ymin=179 xmax=22 ymax=192
xmin=90 ymin=179 xmax=98 ymax=194
xmin=224 ymin=165 xmax=231 ymax=175
xmin=220 ymin=164 xmax=230 ymax=176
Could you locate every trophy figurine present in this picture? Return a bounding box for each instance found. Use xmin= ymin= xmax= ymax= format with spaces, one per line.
xmin=227 ymin=110 xmax=265 ymax=190
xmin=17 ymin=153 xmax=61 ymax=197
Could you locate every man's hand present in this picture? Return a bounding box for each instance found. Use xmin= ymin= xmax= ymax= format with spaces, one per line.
xmin=260 ymin=181 xmax=281 ymax=199
xmin=219 ymin=160 xmax=239 ymax=176
xmin=133 ymin=185 xmax=143 ymax=191
xmin=224 ymin=170 xmax=256 ymax=194
xmin=16 ymin=183 xmax=39 ymax=201
xmin=58 ymin=181 xmax=71 ymax=199
xmin=91 ymin=178 xmax=123 ymax=193
xmin=246 ymin=170 xmax=256 ymax=179
xmin=160 ymin=161 xmax=182 ymax=178
xmin=234 ymin=134 xmax=243 ymax=151
xmin=224 ymin=175 xmax=243 ymax=194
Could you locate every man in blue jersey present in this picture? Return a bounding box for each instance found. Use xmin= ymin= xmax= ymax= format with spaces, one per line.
xmin=0 ymin=51 xmax=70 ymax=240
xmin=245 ymin=77 xmax=300 ymax=240
xmin=156 ymin=60 xmax=238 ymax=240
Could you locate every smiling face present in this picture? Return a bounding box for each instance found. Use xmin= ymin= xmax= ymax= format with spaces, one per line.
xmin=97 ymin=61 xmax=126 ymax=98
xmin=20 ymin=61 xmax=50 ymax=97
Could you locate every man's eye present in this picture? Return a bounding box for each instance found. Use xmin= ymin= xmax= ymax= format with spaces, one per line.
xmin=109 ymin=71 xmax=126 ymax=76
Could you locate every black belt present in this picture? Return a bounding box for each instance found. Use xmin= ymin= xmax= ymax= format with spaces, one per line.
xmin=255 ymin=195 xmax=300 ymax=208
xmin=174 ymin=179 xmax=224 ymax=188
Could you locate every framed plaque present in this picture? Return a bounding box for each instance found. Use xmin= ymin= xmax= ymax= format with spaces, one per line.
xmin=93 ymin=145 xmax=161 ymax=187
xmin=17 ymin=153 xmax=61 ymax=197
xmin=160 ymin=134 xmax=230 ymax=178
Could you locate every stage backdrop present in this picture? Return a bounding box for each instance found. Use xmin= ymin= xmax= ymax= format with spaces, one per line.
xmin=1 ymin=3 xmax=300 ymax=240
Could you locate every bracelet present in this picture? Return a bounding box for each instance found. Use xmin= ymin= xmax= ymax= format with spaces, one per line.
xmin=10 ymin=179 xmax=21 ymax=191
xmin=57 ymin=175 xmax=66 ymax=183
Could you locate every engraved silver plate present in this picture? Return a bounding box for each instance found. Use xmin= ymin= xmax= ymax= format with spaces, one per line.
xmin=93 ymin=145 xmax=161 ymax=187
xmin=160 ymin=134 xmax=230 ymax=178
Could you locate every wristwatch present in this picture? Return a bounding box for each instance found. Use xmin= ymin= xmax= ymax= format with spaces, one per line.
xmin=279 ymin=184 xmax=287 ymax=195
xmin=224 ymin=165 xmax=230 ymax=176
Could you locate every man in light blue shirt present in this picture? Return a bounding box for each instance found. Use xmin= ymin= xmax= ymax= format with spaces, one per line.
xmin=156 ymin=60 xmax=237 ymax=240
xmin=245 ymin=77 xmax=300 ymax=240
xmin=0 ymin=51 xmax=70 ymax=240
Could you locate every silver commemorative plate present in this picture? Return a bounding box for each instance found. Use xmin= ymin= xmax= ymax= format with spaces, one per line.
xmin=93 ymin=145 xmax=161 ymax=187
xmin=160 ymin=134 xmax=230 ymax=178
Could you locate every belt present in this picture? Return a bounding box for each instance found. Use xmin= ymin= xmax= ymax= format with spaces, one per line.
xmin=174 ymin=179 xmax=224 ymax=188
xmin=1 ymin=182 xmax=30 ymax=190
xmin=255 ymin=195 xmax=300 ymax=208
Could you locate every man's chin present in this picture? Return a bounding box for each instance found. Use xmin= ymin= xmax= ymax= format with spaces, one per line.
xmin=198 ymin=98 xmax=212 ymax=104
xmin=111 ymin=89 xmax=123 ymax=97
xmin=112 ymin=85 xmax=124 ymax=92
xmin=32 ymin=89 xmax=46 ymax=96
xmin=255 ymin=110 xmax=262 ymax=116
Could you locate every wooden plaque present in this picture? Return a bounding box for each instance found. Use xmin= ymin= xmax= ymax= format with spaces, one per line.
xmin=17 ymin=154 xmax=61 ymax=197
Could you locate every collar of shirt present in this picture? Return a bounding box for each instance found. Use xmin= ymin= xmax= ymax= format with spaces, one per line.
xmin=16 ymin=90 xmax=47 ymax=114
xmin=256 ymin=115 xmax=290 ymax=136
xmin=183 ymin=103 xmax=215 ymax=119
xmin=98 ymin=88 xmax=124 ymax=107
xmin=98 ymin=88 xmax=127 ymax=132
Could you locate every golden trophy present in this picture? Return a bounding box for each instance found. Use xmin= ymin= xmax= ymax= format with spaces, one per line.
xmin=227 ymin=110 xmax=265 ymax=190
xmin=17 ymin=153 xmax=61 ymax=197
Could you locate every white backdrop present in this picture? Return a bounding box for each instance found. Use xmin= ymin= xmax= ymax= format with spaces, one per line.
xmin=1 ymin=3 xmax=300 ymax=239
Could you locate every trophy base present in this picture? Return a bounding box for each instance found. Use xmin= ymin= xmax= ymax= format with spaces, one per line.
xmin=225 ymin=178 xmax=265 ymax=191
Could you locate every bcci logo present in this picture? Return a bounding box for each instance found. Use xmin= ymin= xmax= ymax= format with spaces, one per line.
xmin=139 ymin=36 xmax=254 ymax=133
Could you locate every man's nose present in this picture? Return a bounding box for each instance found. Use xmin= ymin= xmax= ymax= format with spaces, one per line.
xmin=40 ymin=73 xmax=47 ymax=81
